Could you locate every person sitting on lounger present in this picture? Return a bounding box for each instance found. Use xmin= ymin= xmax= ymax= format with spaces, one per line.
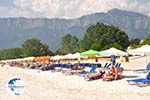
xmin=103 ymin=65 xmax=124 ymax=81
xmin=72 ymin=64 xmax=78 ymax=70
xmin=85 ymin=70 xmax=105 ymax=81
xmin=103 ymin=65 xmax=117 ymax=81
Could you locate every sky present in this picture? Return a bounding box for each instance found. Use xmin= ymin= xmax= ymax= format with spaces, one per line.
xmin=0 ymin=0 xmax=149 ymax=19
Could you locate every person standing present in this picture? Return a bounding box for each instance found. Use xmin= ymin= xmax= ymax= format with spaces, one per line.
xmin=110 ymin=55 xmax=117 ymax=66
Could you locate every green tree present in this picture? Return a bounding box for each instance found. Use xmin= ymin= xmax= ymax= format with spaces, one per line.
xmin=129 ymin=38 xmax=141 ymax=49
xmin=21 ymin=38 xmax=53 ymax=57
xmin=60 ymin=34 xmax=79 ymax=54
xmin=130 ymin=38 xmax=141 ymax=45
xmin=90 ymin=43 xmax=101 ymax=51
xmin=70 ymin=36 xmax=79 ymax=53
xmin=141 ymin=36 xmax=150 ymax=45
xmin=130 ymin=36 xmax=150 ymax=49
xmin=0 ymin=48 xmax=22 ymax=60
xmin=60 ymin=34 xmax=72 ymax=54
xmin=55 ymin=48 xmax=64 ymax=55
xmin=80 ymin=23 xmax=129 ymax=51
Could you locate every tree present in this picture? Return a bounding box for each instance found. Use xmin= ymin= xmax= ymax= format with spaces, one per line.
xmin=70 ymin=36 xmax=79 ymax=53
xmin=60 ymin=34 xmax=79 ymax=54
xmin=130 ymin=38 xmax=141 ymax=45
xmin=60 ymin=34 xmax=72 ymax=54
xmin=80 ymin=23 xmax=104 ymax=51
xmin=129 ymin=36 xmax=150 ymax=49
xmin=21 ymin=38 xmax=53 ymax=57
xmin=0 ymin=48 xmax=22 ymax=60
xmin=141 ymin=36 xmax=150 ymax=45
xmin=129 ymin=38 xmax=141 ymax=49
xmin=55 ymin=48 xmax=64 ymax=55
xmin=80 ymin=23 xmax=129 ymax=51
xmin=90 ymin=43 xmax=101 ymax=51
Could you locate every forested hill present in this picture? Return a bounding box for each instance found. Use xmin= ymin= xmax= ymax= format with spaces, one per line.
xmin=0 ymin=8 xmax=150 ymax=50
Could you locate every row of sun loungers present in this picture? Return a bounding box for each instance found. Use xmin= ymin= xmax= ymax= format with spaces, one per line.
xmin=29 ymin=63 xmax=100 ymax=71
xmin=7 ymin=61 xmax=150 ymax=87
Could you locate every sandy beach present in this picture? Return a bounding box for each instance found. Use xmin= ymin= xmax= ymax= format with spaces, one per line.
xmin=0 ymin=56 xmax=150 ymax=100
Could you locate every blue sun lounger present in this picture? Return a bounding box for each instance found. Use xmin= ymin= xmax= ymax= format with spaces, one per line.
xmin=104 ymin=63 xmax=111 ymax=68
xmin=30 ymin=64 xmax=36 ymax=69
xmin=115 ymin=63 xmax=121 ymax=68
xmin=127 ymin=72 xmax=150 ymax=87
xmin=77 ymin=64 xmax=97 ymax=75
xmin=133 ymin=63 xmax=150 ymax=73
xmin=101 ymin=63 xmax=111 ymax=70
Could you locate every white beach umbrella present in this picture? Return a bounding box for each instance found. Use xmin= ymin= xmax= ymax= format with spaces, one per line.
xmin=99 ymin=47 xmax=128 ymax=57
xmin=63 ymin=53 xmax=73 ymax=59
xmin=72 ymin=53 xmax=81 ymax=59
xmin=0 ymin=57 xmax=35 ymax=63
xmin=128 ymin=45 xmax=150 ymax=66
xmin=23 ymin=57 xmax=35 ymax=61
xmin=128 ymin=45 xmax=150 ymax=56
xmin=51 ymin=55 xmax=62 ymax=60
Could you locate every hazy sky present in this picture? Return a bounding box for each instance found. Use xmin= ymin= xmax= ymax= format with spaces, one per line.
xmin=0 ymin=0 xmax=149 ymax=18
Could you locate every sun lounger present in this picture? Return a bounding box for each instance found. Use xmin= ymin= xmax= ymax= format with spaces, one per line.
xmin=84 ymin=71 xmax=105 ymax=81
xmin=53 ymin=64 xmax=62 ymax=72
xmin=127 ymin=72 xmax=150 ymax=87
xmin=62 ymin=64 xmax=72 ymax=69
xmin=100 ymin=63 xmax=111 ymax=71
xmin=133 ymin=63 xmax=150 ymax=73
xmin=30 ymin=64 xmax=36 ymax=69
xmin=84 ymin=63 xmax=111 ymax=81
xmin=62 ymin=64 xmax=85 ymax=75
xmin=77 ymin=64 xmax=97 ymax=75
xmin=103 ymin=65 xmax=124 ymax=81
xmin=115 ymin=63 xmax=121 ymax=68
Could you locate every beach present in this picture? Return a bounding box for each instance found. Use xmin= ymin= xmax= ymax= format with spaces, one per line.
xmin=0 ymin=56 xmax=150 ymax=100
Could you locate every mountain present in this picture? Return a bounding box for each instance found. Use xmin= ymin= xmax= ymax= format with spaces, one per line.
xmin=0 ymin=8 xmax=150 ymax=51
